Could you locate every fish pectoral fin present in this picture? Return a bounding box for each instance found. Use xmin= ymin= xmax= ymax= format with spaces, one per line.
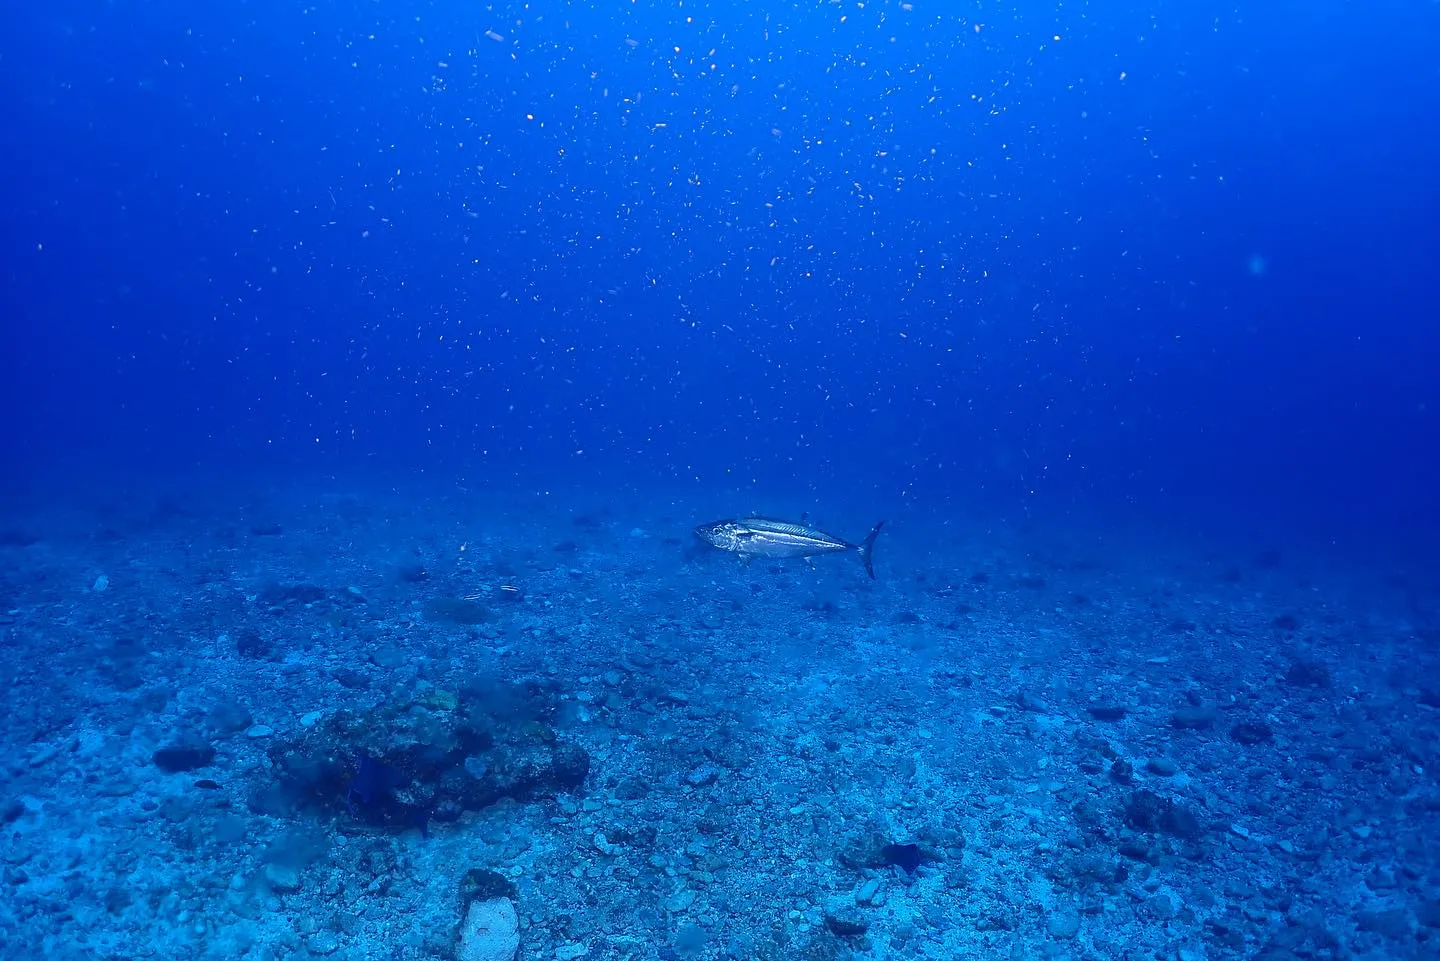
xmin=738 ymin=554 xmax=753 ymax=567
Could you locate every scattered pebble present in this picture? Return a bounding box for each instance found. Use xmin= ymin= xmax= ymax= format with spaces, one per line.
xmin=306 ymin=930 xmax=339 ymax=955
xmin=263 ymin=862 xmax=302 ymax=893
xmin=1146 ymin=757 xmax=1179 ymax=777
xmin=27 ymin=744 xmax=60 ymax=768
xmin=1046 ymin=911 xmax=1081 ymax=939
xmin=663 ymin=889 xmax=696 ymax=913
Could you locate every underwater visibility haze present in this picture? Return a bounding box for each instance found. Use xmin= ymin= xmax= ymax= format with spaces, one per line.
xmin=1 ymin=1 xmax=1439 ymax=960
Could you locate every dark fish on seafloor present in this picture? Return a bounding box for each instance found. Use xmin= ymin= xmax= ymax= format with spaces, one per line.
xmin=693 ymin=515 xmax=885 ymax=579
xmin=346 ymin=753 xmax=432 ymax=838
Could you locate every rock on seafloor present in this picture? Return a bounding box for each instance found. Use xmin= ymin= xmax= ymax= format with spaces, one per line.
xmin=458 ymin=898 xmax=520 ymax=961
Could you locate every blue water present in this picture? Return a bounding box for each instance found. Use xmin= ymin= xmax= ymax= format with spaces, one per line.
xmin=2 ymin=3 xmax=1438 ymax=960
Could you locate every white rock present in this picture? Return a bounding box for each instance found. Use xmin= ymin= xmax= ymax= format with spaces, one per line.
xmin=263 ymin=861 xmax=302 ymax=893
xmin=663 ymin=889 xmax=696 ymax=913
xmin=307 ymin=931 xmax=340 ymax=955
xmin=27 ymin=744 xmax=59 ymax=768
xmin=245 ymin=725 xmax=275 ymax=739
xmin=458 ymin=898 xmax=519 ymax=961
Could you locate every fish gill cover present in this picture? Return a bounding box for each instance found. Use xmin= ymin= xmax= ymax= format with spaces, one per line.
xmin=0 ymin=2 xmax=1438 ymax=960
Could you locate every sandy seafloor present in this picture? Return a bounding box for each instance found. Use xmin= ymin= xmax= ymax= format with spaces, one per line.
xmin=1 ymin=476 xmax=1437 ymax=961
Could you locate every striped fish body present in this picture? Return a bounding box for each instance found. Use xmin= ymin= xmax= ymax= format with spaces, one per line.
xmin=694 ymin=517 xmax=885 ymax=578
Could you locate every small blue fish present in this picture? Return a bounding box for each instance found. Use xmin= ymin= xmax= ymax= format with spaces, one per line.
xmin=345 ymin=753 xmax=431 ymax=837
xmin=345 ymin=753 xmax=402 ymax=815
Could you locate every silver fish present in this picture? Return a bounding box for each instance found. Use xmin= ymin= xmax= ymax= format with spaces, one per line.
xmin=694 ymin=516 xmax=885 ymax=579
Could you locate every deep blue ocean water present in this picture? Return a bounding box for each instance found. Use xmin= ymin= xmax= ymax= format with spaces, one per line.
xmin=2 ymin=3 xmax=1438 ymax=960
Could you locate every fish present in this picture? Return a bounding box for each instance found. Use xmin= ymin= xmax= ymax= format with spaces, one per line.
xmin=693 ymin=515 xmax=885 ymax=579
xmin=345 ymin=753 xmax=432 ymax=837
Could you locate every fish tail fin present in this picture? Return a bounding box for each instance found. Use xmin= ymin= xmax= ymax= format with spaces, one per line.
xmin=858 ymin=521 xmax=885 ymax=579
